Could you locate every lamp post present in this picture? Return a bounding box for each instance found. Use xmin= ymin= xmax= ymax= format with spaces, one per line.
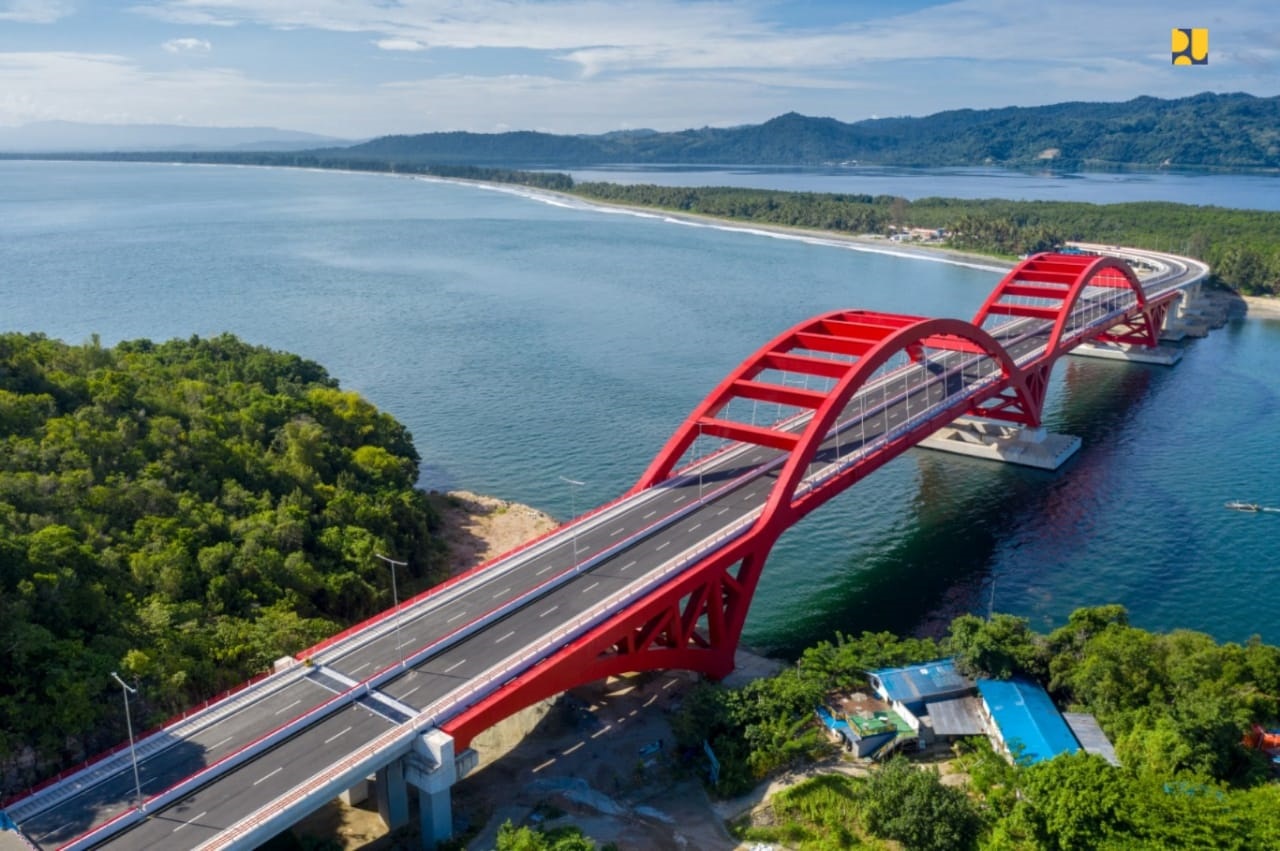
xmin=110 ymin=672 xmax=143 ymax=810
xmin=559 ymin=476 xmax=585 ymax=563
xmin=375 ymin=552 xmax=409 ymax=666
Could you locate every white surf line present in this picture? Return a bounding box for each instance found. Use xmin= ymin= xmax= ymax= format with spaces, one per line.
xmin=491 ymin=183 xmax=1010 ymax=273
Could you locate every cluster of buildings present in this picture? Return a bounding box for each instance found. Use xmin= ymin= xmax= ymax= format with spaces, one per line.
xmin=819 ymin=658 xmax=1117 ymax=766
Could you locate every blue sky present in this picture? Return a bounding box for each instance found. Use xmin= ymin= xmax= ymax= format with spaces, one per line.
xmin=1 ymin=0 xmax=1276 ymax=138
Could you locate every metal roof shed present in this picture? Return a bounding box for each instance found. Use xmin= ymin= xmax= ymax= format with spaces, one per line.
xmin=866 ymin=658 xmax=974 ymax=713
xmin=977 ymin=678 xmax=1080 ymax=765
xmin=1063 ymin=712 xmax=1120 ymax=766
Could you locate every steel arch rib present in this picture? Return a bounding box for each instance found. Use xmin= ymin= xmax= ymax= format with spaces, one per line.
xmin=969 ymin=253 xmax=1147 ymax=426
xmin=1045 ymin=256 xmax=1146 ymax=357
xmin=973 ymin=253 xmax=1146 ymax=361
xmin=759 ymin=316 xmax=1027 ymax=529
xmin=630 ymin=310 xmax=850 ymax=493
xmin=444 ymin=314 xmax=1027 ymax=749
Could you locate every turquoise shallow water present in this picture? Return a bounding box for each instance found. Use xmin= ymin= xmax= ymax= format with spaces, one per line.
xmin=2 ymin=160 xmax=1277 ymax=654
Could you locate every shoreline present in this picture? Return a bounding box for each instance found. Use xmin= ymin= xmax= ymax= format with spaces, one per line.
xmin=1241 ymin=293 xmax=1280 ymax=320
xmin=431 ymin=174 xmax=1017 ymax=274
xmin=449 ymin=177 xmax=1280 ymax=325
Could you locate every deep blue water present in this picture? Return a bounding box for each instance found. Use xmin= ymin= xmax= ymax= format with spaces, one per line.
xmin=2 ymin=160 xmax=1277 ymax=654
xmin=565 ymin=164 xmax=1280 ymax=211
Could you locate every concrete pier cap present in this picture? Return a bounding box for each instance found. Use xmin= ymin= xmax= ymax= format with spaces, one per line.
xmin=920 ymin=417 xmax=1081 ymax=470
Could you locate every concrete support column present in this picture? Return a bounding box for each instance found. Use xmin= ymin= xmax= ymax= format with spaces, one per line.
xmin=418 ymin=787 xmax=451 ymax=849
xmin=404 ymin=729 xmax=459 ymax=850
xmin=375 ymin=759 xmax=409 ymax=830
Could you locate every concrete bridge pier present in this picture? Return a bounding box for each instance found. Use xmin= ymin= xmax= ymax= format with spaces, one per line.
xmin=920 ymin=417 xmax=1081 ymax=470
xmin=375 ymin=760 xmax=410 ymax=832
xmin=404 ymin=730 xmax=457 ymax=848
xmin=360 ymin=730 xmax=478 ymax=849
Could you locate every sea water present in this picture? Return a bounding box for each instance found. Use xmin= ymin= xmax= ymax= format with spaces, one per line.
xmin=2 ymin=160 xmax=1276 ymax=654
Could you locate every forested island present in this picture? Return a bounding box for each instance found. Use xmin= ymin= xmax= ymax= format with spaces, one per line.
xmin=0 ymin=333 xmax=444 ymax=793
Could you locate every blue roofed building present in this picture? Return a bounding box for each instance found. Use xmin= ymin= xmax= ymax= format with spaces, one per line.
xmin=866 ymin=659 xmax=981 ymax=743
xmin=867 ymin=658 xmax=973 ymax=714
xmin=976 ymin=678 xmax=1081 ymax=765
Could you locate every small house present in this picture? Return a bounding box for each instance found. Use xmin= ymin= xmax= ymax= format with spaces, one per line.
xmin=976 ymin=678 xmax=1080 ymax=765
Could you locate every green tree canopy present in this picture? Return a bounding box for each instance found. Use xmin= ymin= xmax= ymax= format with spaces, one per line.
xmin=0 ymin=332 xmax=444 ymax=791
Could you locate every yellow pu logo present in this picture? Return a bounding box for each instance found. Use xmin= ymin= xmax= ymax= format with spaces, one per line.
xmin=1172 ymin=28 xmax=1208 ymax=65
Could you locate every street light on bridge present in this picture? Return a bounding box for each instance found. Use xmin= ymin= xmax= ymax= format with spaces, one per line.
xmin=559 ymin=476 xmax=585 ymax=563
xmin=110 ymin=672 xmax=144 ymax=811
xmin=375 ymin=552 xmax=409 ymax=667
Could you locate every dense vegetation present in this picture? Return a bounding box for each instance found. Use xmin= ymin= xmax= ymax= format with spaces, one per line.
xmin=283 ymin=92 xmax=1280 ymax=170
xmin=0 ymin=333 xmax=443 ymax=790
xmin=569 ymin=182 xmax=1280 ymax=295
xmin=671 ymin=606 xmax=1280 ymax=849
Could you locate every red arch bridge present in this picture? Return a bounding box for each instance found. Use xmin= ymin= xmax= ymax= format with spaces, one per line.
xmin=4 ymin=248 xmax=1208 ymax=850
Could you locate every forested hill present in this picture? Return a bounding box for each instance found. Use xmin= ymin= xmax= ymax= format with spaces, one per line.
xmin=0 ymin=334 xmax=444 ymax=792
xmin=327 ymin=92 xmax=1280 ymax=170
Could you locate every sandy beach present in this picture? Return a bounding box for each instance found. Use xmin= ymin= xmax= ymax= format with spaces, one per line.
xmin=1242 ymin=294 xmax=1280 ymax=320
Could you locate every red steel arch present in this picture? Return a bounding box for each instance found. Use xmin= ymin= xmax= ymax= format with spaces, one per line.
xmin=969 ymin=252 xmax=1165 ymax=427
xmin=443 ymin=252 xmax=1178 ymax=750
xmin=633 ymin=309 xmax=1032 ymax=492
xmin=445 ymin=311 xmax=1031 ymax=750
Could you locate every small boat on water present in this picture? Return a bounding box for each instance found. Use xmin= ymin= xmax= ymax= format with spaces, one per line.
xmin=1224 ymin=500 xmax=1280 ymax=513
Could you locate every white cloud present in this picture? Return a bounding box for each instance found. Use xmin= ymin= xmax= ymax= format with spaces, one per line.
xmin=375 ymin=38 xmax=427 ymax=52
xmin=0 ymin=0 xmax=72 ymax=23
xmin=5 ymin=1 xmax=1278 ymax=136
xmin=162 ymin=37 xmax=213 ymax=55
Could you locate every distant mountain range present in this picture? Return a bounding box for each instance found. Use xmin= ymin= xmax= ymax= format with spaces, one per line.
xmin=324 ymin=92 xmax=1280 ymax=170
xmin=0 ymin=121 xmax=352 ymax=152
xmin=5 ymin=92 xmax=1276 ymax=170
